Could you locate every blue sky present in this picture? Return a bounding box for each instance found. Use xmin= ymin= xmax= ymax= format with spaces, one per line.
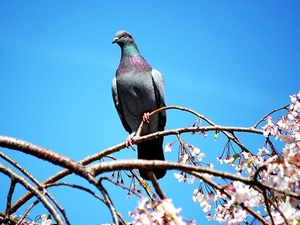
xmin=0 ymin=1 xmax=300 ymax=224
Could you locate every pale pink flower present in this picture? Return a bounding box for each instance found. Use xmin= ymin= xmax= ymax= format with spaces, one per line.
xmin=223 ymin=156 xmax=235 ymax=166
xmin=253 ymin=155 xmax=264 ymax=166
xmin=164 ymin=143 xmax=173 ymax=152
xmin=257 ymin=147 xmax=270 ymax=155
xmin=295 ymin=132 xmax=300 ymax=141
xmin=208 ymin=163 xmax=214 ymax=169
xmin=200 ymin=200 xmax=211 ymax=212
xmin=190 ymin=145 xmax=200 ymax=155
xmin=197 ymin=152 xmax=205 ymax=161
xmin=178 ymin=153 xmax=189 ymax=164
xmin=189 ymin=219 xmax=197 ymax=225
xmin=216 ymin=156 xmax=223 ymax=164
xmin=213 ymin=190 xmax=226 ymax=202
xmin=206 ymin=213 xmax=212 ymax=221
xmin=40 ymin=214 xmax=52 ymax=225
xmin=279 ymin=134 xmax=295 ymax=143
xmin=290 ymin=94 xmax=297 ymax=103
xmin=192 ymin=189 xmax=204 ymax=203
xmin=263 ymin=116 xmax=281 ymax=137
xmin=187 ymin=175 xmax=195 ymax=184
xmin=228 ymin=209 xmax=247 ymax=225
xmin=174 ymin=172 xmax=186 ymax=182
xmin=293 ymin=101 xmax=300 ymax=112
xmin=226 ymin=181 xmax=261 ymax=207
xmin=241 ymin=151 xmax=250 ymax=159
xmin=288 ymin=110 xmax=298 ymax=120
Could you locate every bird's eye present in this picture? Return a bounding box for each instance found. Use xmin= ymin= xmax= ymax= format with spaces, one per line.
xmin=123 ymin=33 xmax=128 ymax=38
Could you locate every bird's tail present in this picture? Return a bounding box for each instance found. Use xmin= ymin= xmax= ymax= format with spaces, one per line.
xmin=137 ymin=137 xmax=166 ymax=180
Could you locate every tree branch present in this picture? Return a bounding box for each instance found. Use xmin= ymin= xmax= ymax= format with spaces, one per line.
xmin=145 ymin=171 xmax=166 ymax=199
xmin=0 ymin=163 xmax=65 ymax=224
xmin=89 ymin=159 xmax=254 ymax=184
xmin=1 ymin=123 xmax=263 ymax=213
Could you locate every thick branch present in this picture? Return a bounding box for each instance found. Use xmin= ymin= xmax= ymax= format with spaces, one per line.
xmin=145 ymin=171 xmax=166 ymax=200
xmin=0 ymin=136 xmax=124 ymax=224
xmin=89 ymin=159 xmax=253 ymax=184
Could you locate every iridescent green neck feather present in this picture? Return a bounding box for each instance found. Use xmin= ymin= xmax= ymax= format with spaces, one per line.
xmin=122 ymin=44 xmax=140 ymax=57
xmin=117 ymin=43 xmax=152 ymax=76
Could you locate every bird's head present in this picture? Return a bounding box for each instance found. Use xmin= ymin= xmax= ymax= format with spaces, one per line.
xmin=112 ymin=30 xmax=134 ymax=46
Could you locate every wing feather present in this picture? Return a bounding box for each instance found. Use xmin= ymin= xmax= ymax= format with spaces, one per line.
xmin=151 ymin=69 xmax=167 ymax=129
xmin=111 ymin=76 xmax=132 ymax=133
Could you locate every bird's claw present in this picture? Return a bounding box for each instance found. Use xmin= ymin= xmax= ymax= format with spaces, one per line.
xmin=143 ymin=112 xmax=150 ymax=123
xmin=126 ymin=133 xmax=136 ymax=149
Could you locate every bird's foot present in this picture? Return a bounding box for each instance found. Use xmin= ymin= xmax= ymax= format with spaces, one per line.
xmin=126 ymin=133 xmax=136 ymax=148
xmin=142 ymin=112 xmax=150 ymax=123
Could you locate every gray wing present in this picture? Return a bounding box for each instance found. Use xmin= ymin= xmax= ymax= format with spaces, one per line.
xmin=152 ymin=69 xmax=166 ymax=111
xmin=111 ymin=77 xmax=131 ymax=133
xmin=151 ymin=69 xmax=167 ymax=128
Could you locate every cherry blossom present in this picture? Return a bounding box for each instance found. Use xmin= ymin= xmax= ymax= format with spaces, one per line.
xmin=225 ymin=181 xmax=261 ymax=207
xmin=190 ymin=91 xmax=300 ymax=224
xmin=40 ymin=214 xmax=52 ymax=225
xmin=165 ymin=143 xmax=173 ymax=152
xmin=174 ymin=172 xmax=186 ymax=182
xmin=129 ymin=197 xmax=187 ymax=225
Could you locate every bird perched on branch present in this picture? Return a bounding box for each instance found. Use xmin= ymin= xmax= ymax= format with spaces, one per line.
xmin=111 ymin=30 xmax=167 ymax=180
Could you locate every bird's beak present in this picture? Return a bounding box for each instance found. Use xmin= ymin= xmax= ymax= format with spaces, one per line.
xmin=112 ymin=37 xmax=119 ymax=44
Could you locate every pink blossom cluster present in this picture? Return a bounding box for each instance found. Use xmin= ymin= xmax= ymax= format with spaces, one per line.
xmin=261 ymin=91 xmax=300 ymax=190
xmin=260 ymin=91 xmax=300 ymax=224
xmin=263 ymin=91 xmax=300 ymax=141
xmin=165 ymin=142 xmax=205 ymax=164
xmin=265 ymin=196 xmax=300 ymax=224
xmin=193 ymin=181 xmax=262 ymax=225
xmin=181 ymin=91 xmax=300 ymax=224
xmin=129 ymin=197 xmax=195 ymax=225
xmin=165 ymin=140 xmax=209 ymax=184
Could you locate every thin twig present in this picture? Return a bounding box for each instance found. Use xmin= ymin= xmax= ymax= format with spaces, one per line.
xmin=98 ymin=178 xmax=120 ymax=225
xmin=5 ymin=178 xmax=17 ymax=216
xmin=45 ymin=182 xmax=105 ymax=202
xmin=262 ymin=187 xmax=275 ymax=225
xmin=253 ymin=104 xmax=289 ymax=128
xmin=103 ymin=177 xmax=142 ymax=198
xmin=16 ymin=200 xmax=38 ymax=225
xmin=99 ymin=177 xmax=134 ymax=224
xmin=135 ymin=106 xmax=252 ymax=151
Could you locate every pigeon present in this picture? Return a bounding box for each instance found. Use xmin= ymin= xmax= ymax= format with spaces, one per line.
xmin=112 ymin=30 xmax=167 ymax=180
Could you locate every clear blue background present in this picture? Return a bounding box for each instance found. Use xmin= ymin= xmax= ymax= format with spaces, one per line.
xmin=0 ymin=1 xmax=299 ymax=224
